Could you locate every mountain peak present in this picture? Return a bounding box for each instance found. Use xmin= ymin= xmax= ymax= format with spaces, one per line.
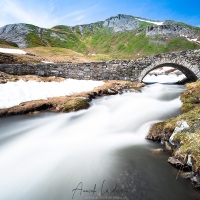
xmin=0 ymin=14 xmax=199 ymax=52
xmin=70 ymin=14 xmax=158 ymax=33
xmin=102 ymin=14 xmax=139 ymax=32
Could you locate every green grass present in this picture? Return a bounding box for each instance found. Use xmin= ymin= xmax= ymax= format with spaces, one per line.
xmin=26 ymin=33 xmax=45 ymax=47
xmin=164 ymin=37 xmax=199 ymax=52
xmin=25 ymin=25 xmax=87 ymax=52
xmin=174 ymin=131 xmax=200 ymax=170
xmin=149 ymin=81 xmax=200 ymax=171
xmin=86 ymin=32 xmax=200 ymax=59
xmin=19 ymin=23 xmax=200 ymax=59
xmin=0 ymin=39 xmax=18 ymax=48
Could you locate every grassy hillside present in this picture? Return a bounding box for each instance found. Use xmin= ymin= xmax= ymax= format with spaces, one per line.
xmin=24 ymin=47 xmax=111 ymax=63
xmin=0 ymin=39 xmax=18 ymax=48
xmin=86 ymin=32 xmax=200 ymax=59
xmin=0 ymin=17 xmax=200 ymax=61
xmin=24 ymin=24 xmax=87 ymax=53
xmin=34 ymin=24 xmax=200 ymax=60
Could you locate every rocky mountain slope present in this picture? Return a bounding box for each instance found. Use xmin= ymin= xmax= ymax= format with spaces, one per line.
xmin=0 ymin=14 xmax=199 ymax=59
xmin=0 ymin=23 xmax=83 ymax=49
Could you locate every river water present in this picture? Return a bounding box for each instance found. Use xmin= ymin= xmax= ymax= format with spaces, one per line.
xmin=0 ymin=84 xmax=199 ymax=200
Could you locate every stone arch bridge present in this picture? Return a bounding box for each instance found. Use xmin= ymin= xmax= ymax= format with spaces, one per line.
xmin=0 ymin=49 xmax=199 ymax=82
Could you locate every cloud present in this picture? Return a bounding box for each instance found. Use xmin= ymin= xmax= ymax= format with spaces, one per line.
xmin=0 ymin=0 xmax=30 ymax=25
xmin=0 ymin=0 xmax=53 ymax=27
xmin=0 ymin=0 xmax=101 ymax=28
xmin=49 ymin=0 xmax=57 ymax=13
xmin=51 ymin=4 xmax=101 ymax=25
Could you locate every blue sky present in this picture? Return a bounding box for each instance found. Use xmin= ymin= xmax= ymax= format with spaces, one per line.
xmin=0 ymin=0 xmax=199 ymax=28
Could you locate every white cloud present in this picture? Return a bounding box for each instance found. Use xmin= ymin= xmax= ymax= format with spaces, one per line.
xmin=1 ymin=0 xmax=34 ymax=22
xmin=0 ymin=0 xmax=53 ymax=27
xmin=49 ymin=0 xmax=57 ymax=13
xmin=51 ymin=4 xmax=100 ymax=26
xmin=0 ymin=0 xmax=101 ymax=28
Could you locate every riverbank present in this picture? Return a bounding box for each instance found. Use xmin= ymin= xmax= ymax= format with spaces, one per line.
xmin=147 ymin=80 xmax=200 ymax=189
xmin=1 ymin=83 xmax=199 ymax=200
xmin=0 ymin=72 xmax=144 ymax=117
xmin=1 ymin=70 xmax=199 ymax=191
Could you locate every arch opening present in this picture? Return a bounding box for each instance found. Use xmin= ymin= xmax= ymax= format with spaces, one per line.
xmin=140 ymin=63 xmax=198 ymax=84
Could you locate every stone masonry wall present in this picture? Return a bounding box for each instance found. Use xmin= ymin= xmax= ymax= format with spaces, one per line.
xmin=0 ymin=60 xmax=144 ymax=81
xmin=0 ymin=49 xmax=199 ymax=82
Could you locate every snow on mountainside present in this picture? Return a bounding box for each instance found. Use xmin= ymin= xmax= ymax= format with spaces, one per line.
xmin=0 ymin=14 xmax=199 ymax=53
xmin=143 ymin=67 xmax=186 ymax=83
xmin=135 ymin=18 xmax=164 ymax=25
xmin=0 ymin=48 xmax=26 ymax=54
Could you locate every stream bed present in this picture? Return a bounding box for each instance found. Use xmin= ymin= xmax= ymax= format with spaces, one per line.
xmin=0 ymin=84 xmax=199 ymax=200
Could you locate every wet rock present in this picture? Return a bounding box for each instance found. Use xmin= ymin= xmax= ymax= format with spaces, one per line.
xmin=150 ymin=148 xmax=164 ymax=153
xmin=146 ymin=121 xmax=168 ymax=141
xmin=107 ymin=88 xmax=118 ymax=94
xmin=28 ymin=111 xmax=40 ymax=115
xmin=164 ymin=141 xmax=172 ymax=151
xmin=97 ymin=90 xmax=103 ymax=96
xmin=168 ymin=156 xmax=192 ymax=171
xmin=191 ymin=175 xmax=200 ymax=189
xmin=168 ymin=157 xmax=184 ymax=167
xmin=26 ymin=53 xmax=35 ymax=56
xmin=180 ymin=172 xmax=194 ymax=179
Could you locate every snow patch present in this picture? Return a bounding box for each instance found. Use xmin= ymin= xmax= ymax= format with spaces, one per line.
xmin=180 ymin=35 xmax=198 ymax=43
xmin=135 ymin=18 xmax=164 ymax=25
xmin=169 ymin=120 xmax=189 ymax=145
xmin=148 ymin=67 xmax=174 ymax=75
xmin=187 ymin=38 xmax=198 ymax=42
xmin=0 ymin=48 xmax=26 ymax=54
xmin=187 ymin=155 xmax=192 ymax=166
xmin=41 ymin=61 xmax=54 ymax=64
xmin=0 ymin=79 xmax=104 ymax=109
xmin=143 ymin=67 xmax=186 ymax=83
xmin=143 ymin=74 xmax=186 ymax=83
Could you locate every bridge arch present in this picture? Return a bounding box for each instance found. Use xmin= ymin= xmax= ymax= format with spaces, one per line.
xmin=138 ymin=60 xmax=199 ymax=82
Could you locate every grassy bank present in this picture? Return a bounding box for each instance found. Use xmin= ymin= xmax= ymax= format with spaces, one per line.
xmin=147 ymin=80 xmax=200 ymax=175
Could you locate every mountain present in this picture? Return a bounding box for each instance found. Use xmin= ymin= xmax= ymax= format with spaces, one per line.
xmin=0 ymin=23 xmax=85 ymax=50
xmin=0 ymin=14 xmax=199 ymax=59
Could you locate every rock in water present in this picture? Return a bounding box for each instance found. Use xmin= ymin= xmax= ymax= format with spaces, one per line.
xmin=168 ymin=157 xmax=184 ymax=167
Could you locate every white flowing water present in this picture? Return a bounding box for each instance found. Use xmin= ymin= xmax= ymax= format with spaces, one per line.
xmin=0 ymin=84 xmax=199 ymax=200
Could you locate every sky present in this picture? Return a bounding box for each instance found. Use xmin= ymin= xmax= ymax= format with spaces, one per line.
xmin=0 ymin=0 xmax=199 ymax=28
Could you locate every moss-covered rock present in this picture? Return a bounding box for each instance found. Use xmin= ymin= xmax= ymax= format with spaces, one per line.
xmin=147 ymin=121 xmax=175 ymax=141
xmin=173 ymin=131 xmax=200 ymax=170
xmin=60 ymin=98 xmax=89 ymax=112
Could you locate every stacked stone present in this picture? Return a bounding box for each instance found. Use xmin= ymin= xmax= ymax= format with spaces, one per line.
xmin=0 ymin=49 xmax=199 ymax=81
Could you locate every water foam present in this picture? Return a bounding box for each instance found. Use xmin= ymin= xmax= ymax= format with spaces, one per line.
xmin=0 ymin=84 xmax=186 ymax=200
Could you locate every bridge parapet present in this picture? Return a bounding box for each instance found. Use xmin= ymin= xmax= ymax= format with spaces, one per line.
xmin=0 ymin=49 xmax=199 ymax=82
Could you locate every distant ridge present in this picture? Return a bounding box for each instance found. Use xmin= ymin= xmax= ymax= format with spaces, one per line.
xmin=0 ymin=14 xmax=199 ymax=59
